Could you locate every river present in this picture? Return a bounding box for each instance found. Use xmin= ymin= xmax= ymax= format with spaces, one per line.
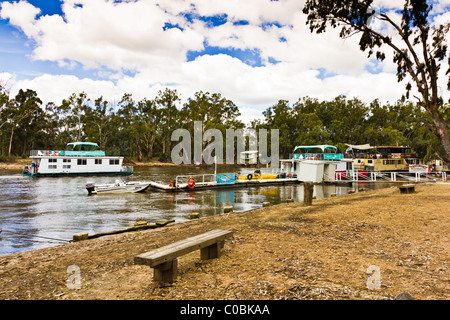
xmin=0 ymin=165 xmax=392 ymax=256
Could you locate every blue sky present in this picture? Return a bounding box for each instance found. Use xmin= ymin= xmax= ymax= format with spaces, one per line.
xmin=0 ymin=0 xmax=449 ymax=122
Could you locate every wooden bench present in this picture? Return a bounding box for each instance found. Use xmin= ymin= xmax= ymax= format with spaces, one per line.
xmin=399 ymin=184 xmax=416 ymax=194
xmin=134 ymin=229 xmax=233 ymax=284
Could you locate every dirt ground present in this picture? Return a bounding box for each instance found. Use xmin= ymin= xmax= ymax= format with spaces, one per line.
xmin=0 ymin=183 xmax=449 ymax=300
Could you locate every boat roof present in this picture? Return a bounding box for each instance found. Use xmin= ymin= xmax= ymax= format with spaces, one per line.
xmin=346 ymin=144 xmax=373 ymax=150
xmin=347 ymin=144 xmax=410 ymax=150
xmin=293 ymin=145 xmax=337 ymax=152
xmin=67 ymin=142 xmax=99 ymax=147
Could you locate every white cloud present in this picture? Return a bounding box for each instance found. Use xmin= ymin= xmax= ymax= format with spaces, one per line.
xmin=11 ymin=74 xmax=122 ymax=105
xmin=0 ymin=0 xmax=41 ymax=37
xmin=1 ymin=0 xmax=449 ymax=123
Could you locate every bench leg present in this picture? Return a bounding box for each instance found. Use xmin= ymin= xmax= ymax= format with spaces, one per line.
xmin=201 ymin=240 xmax=224 ymax=260
xmin=153 ymin=259 xmax=178 ymax=283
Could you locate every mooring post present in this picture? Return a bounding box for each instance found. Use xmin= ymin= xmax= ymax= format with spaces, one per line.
xmin=304 ymin=181 xmax=314 ymax=206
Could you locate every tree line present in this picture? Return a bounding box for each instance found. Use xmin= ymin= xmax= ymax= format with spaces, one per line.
xmin=0 ymin=85 xmax=448 ymax=164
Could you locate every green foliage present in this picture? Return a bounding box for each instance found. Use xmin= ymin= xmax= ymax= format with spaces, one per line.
xmin=257 ymin=95 xmax=447 ymax=160
xmin=0 ymin=85 xmax=447 ymax=163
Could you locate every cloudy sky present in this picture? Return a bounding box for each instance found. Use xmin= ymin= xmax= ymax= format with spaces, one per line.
xmin=0 ymin=0 xmax=449 ymax=123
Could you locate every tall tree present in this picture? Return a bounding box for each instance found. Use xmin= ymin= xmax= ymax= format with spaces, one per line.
xmin=59 ymin=92 xmax=89 ymax=143
xmin=155 ymin=88 xmax=181 ymax=157
xmin=5 ymin=89 xmax=42 ymax=156
xmin=303 ymin=0 xmax=450 ymax=165
xmin=82 ymin=96 xmax=115 ymax=150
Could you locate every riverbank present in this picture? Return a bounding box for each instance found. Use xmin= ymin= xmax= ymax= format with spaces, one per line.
xmin=0 ymin=183 xmax=448 ymax=300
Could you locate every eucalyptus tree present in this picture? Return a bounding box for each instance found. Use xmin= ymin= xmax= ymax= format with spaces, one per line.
xmin=136 ymin=97 xmax=161 ymax=160
xmin=5 ymin=89 xmax=42 ymax=156
xmin=155 ymin=88 xmax=181 ymax=158
xmin=82 ymin=96 xmax=116 ymax=150
xmin=59 ymin=92 xmax=90 ymax=144
xmin=117 ymin=93 xmax=140 ymax=158
xmin=181 ymin=91 xmax=243 ymax=132
xmin=303 ymin=0 xmax=450 ymax=164
xmin=262 ymin=100 xmax=297 ymax=158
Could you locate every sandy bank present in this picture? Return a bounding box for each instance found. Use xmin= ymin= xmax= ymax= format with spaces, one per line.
xmin=0 ymin=183 xmax=448 ymax=300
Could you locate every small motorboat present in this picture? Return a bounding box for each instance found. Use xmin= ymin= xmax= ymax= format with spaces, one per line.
xmin=86 ymin=179 xmax=151 ymax=195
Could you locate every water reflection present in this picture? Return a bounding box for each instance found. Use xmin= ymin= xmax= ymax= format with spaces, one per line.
xmin=0 ymin=166 xmax=392 ymax=255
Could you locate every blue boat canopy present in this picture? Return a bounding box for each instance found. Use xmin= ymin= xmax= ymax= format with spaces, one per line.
xmin=293 ymin=145 xmax=338 ymax=154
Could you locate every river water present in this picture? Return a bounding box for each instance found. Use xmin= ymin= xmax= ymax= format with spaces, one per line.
xmin=0 ymin=165 xmax=392 ymax=256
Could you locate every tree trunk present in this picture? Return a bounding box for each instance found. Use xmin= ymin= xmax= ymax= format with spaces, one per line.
xmin=147 ymin=135 xmax=155 ymax=159
xmin=8 ymin=126 xmax=14 ymax=157
xmin=429 ymin=108 xmax=450 ymax=165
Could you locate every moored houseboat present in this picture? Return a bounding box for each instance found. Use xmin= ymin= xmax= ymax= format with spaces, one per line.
xmin=22 ymin=142 xmax=133 ymax=177
xmin=344 ymin=144 xmax=423 ymax=171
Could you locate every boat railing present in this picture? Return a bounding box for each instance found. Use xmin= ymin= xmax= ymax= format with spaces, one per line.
xmin=333 ymin=170 xmax=446 ymax=182
xmin=343 ymin=153 xmax=418 ymax=159
xmin=30 ymin=150 xmax=62 ymax=157
xmin=30 ymin=150 xmax=106 ymax=157
xmin=176 ymin=174 xmax=218 ymax=187
xmin=290 ymin=153 xmax=343 ymax=160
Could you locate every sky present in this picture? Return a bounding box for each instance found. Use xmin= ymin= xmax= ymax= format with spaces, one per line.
xmin=0 ymin=0 xmax=449 ymax=123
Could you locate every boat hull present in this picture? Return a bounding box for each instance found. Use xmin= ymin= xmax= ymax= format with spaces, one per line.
xmin=23 ymin=171 xmax=133 ymax=178
xmin=86 ymin=181 xmax=150 ymax=195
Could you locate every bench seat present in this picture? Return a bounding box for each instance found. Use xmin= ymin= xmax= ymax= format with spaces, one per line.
xmin=134 ymin=229 xmax=233 ymax=283
xmin=399 ymin=184 xmax=416 ymax=194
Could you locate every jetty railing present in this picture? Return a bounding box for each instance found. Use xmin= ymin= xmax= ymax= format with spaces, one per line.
xmin=175 ymin=174 xmax=217 ymax=187
xmin=332 ymin=170 xmax=447 ymax=182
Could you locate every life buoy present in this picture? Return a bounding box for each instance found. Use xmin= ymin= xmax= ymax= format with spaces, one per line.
xmin=54 ymin=151 xmax=59 ymax=156
xmin=247 ymin=173 xmax=253 ymax=180
xmin=314 ymin=155 xmax=319 ymax=160
xmin=288 ymin=173 xmax=292 ymax=178
xmin=187 ymin=177 xmax=195 ymax=189
xmin=370 ymin=154 xmax=374 ymax=158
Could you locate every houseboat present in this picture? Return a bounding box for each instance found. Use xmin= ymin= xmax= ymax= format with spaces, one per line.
xmin=239 ymin=150 xmax=259 ymax=165
xmin=279 ymin=145 xmax=353 ymax=183
xmin=344 ymin=144 xmax=423 ymax=171
xmin=22 ymin=142 xmax=134 ymax=177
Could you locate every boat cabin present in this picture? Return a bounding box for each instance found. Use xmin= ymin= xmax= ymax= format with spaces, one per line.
xmin=23 ymin=142 xmax=133 ymax=177
xmin=344 ymin=144 xmax=422 ymax=171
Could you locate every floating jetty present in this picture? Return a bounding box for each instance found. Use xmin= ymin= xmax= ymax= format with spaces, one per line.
xmin=147 ymin=173 xmax=300 ymax=192
xmin=146 ymin=169 xmax=448 ymax=193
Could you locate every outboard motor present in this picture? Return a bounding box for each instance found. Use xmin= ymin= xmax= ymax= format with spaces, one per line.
xmin=86 ymin=182 xmax=95 ymax=195
xmin=22 ymin=166 xmax=30 ymax=175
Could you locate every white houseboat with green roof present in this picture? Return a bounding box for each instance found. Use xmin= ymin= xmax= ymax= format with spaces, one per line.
xmin=22 ymin=142 xmax=133 ymax=177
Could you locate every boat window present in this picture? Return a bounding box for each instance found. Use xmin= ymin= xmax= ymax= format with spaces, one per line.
xmin=77 ymin=159 xmax=87 ymax=165
xmin=48 ymin=159 xmax=57 ymax=163
xmin=95 ymin=159 xmax=102 ymax=165
xmin=48 ymin=165 xmax=57 ymax=169
xmin=109 ymin=159 xmax=120 ymax=165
